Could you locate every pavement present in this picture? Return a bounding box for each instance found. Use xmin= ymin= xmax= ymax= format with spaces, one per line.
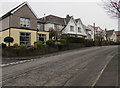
xmin=1 ymin=45 xmax=119 ymax=87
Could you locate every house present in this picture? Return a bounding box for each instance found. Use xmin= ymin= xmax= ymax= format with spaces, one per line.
xmin=0 ymin=2 xmax=49 ymax=46
xmin=84 ymin=25 xmax=94 ymax=40
xmin=39 ymin=14 xmax=87 ymax=38
xmin=106 ymin=30 xmax=117 ymax=42
xmin=89 ymin=25 xmax=106 ymax=41
xmin=115 ymin=31 xmax=120 ymax=42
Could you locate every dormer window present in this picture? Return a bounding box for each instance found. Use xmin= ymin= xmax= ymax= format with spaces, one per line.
xmin=20 ymin=18 xmax=30 ymax=27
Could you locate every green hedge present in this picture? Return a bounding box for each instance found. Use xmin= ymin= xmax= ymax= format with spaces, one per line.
xmin=66 ymin=37 xmax=85 ymax=43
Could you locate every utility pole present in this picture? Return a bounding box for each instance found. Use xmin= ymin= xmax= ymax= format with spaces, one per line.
xmin=43 ymin=13 xmax=46 ymax=31
xmin=105 ymin=28 xmax=107 ymax=41
xmin=93 ymin=23 xmax=95 ymax=41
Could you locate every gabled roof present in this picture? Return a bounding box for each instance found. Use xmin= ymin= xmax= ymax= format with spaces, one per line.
xmin=106 ymin=30 xmax=114 ymax=36
xmin=0 ymin=2 xmax=37 ymax=20
xmin=115 ymin=31 xmax=120 ymax=36
xmin=89 ymin=25 xmax=103 ymax=31
xmin=39 ymin=14 xmax=73 ymax=26
xmin=39 ymin=15 xmax=66 ymax=25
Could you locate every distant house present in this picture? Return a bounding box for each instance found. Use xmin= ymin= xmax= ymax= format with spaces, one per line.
xmin=115 ymin=31 xmax=120 ymax=42
xmin=84 ymin=25 xmax=94 ymax=40
xmin=106 ymin=30 xmax=117 ymax=42
xmin=89 ymin=25 xmax=106 ymax=41
xmin=0 ymin=2 xmax=49 ymax=46
xmin=39 ymin=14 xmax=87 ymax=38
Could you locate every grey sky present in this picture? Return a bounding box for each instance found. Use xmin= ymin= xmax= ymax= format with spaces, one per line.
xmin=0 ymin=1 xmax=118 ymax=30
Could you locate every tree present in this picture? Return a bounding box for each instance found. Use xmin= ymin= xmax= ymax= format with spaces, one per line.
xmin=103 ymin=0 xmax=120 ymax=18
xmin=49 ymin=28 xmax=61 ymax=40
xmin=4 ymin=36 xmax=14 ymax=46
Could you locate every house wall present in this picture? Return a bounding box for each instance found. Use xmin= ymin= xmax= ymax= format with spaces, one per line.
xmin=110 ymin=32 xmax=117 ymax=42
xmin=45 ymin=23 xmax=64 ymax=31
xmin=1 ymin=28 xmax=49 ymax=46
xmin=63 ymin=18 xmax=77 ymax=35
xmin=76 ymin=21 xmax=87 ymax=37
xmin=10 ymin=4 xmax=37 ymax=29
xmin=117 ymin=35 xmax=120 ymax=42
xmin=0 ymin=29 xmax=9 ymax=44
xmin=45 ymin=23 xmax=54 ymax=31
xmin=0 ymin=16 xmax=9 ymax=30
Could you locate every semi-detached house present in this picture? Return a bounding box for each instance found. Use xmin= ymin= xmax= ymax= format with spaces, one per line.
xmin=40 ymin=15 xmax=87 ymax=38
xmin=0 ymin=2 xmax=49 ymax=46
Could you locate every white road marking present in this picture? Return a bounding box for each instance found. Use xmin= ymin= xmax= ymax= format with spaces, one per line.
xmin=91 ymin=55 xmax=116 ymax=87
xmin=0 ymin=59 xmax=36 ymax=67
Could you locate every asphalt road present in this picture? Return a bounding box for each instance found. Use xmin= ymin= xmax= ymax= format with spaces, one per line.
xmin=1 ymin=46 xmax=118 ymax=87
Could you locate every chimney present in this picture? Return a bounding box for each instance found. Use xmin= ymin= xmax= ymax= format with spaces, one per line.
xmin=66 ymin=14 xmax=70 ymax=18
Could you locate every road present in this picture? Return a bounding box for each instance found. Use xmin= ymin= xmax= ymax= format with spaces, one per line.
xmin=1 ymin=46 xmax=118 ymax=87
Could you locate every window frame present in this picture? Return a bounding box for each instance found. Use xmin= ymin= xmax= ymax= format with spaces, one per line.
xmin=20 ymin=32 xmax=31 ymax=45
xmin=37 ymin=34 xmax=46 ymax=44
xmin=70 ymin=26 xmax=74 ymax=32
xmin=20 ymin=17 xmax=30 ymax=27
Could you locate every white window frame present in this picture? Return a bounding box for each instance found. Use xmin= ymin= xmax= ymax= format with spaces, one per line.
xmin=20 ymin=18 xmax=30 ymax=27
xmin=38 ymin=34 xmax=46 ymax=44
xmin=20 ymin=32 xmax=31 ymax=45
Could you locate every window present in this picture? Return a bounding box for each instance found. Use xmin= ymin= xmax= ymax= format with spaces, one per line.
xmin=78 ymin=27 xmax=81 ymax=33
xmin=20 ymin=32 xmax=31 ymax=45
xmin=38 ymin=34 xmax=46 ymax=44
xmin=20 ymin=18 xmax=30 ymax=27
xmin=70 ymin=26 xmax=74 ymax=32
xmin=37 ymin=24 xmax=41 ymax=30
xmin=54 ymin=24 xmax=59 ymax=29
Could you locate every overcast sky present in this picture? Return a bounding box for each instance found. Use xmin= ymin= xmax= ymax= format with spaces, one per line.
xmin=0 ymin=0 xmax=118 ymax=30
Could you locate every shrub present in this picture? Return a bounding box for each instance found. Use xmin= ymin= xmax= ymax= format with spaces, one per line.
xmin=4 ymin=36 xmax=14 ymax=46
xmin=55 ymin=41 xmax=63 ymax=50
xmin=58 ymin=39 xmax=68 ymax=46
xmin=46 ymin=40 xmax=55 ymax=47
xmin=19 ymin=45 xmax=27 ymax=49
xmin=13 ymin=43 xmax=18 ymax=47
xmin=0 ymin=43 xmax=6 ymax=48
xmin=66 ymin=37 xmax=85 ymax=43
xmin=36 ymin=41 xmax=42 ymax=48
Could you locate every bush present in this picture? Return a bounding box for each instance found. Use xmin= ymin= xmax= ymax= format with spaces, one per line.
xmin=4 ymin=36 xmax=14 ymax=46
xmin=58 ymin=39 xmax=68 ymax=46
xmin=66 ymin=37 xmax=85 ymax=43
xmin=55 ymin=41 xmax=63 ymax=50
xmin=0 ymin=43 xmax=6 ymax=48
xmin=46 ymin=40 xmax=55 ymax=47
xmin=19 ymin=45 xmax=27 ymax=49
xmin=13 ymin=43 xmax=18 ymax=47
xmin=36 ymin=41 xmax=42 ymax=48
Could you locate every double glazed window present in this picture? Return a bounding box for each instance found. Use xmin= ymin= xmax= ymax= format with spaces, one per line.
xmin=38 ymin=34 xmax=46 ymax=44
xmin=20 ymin=32 xmax=31 ymax=45
xmin=20 ymin=18 xmax=30 ymax=27
xmin=70 ymin=26 xmax=74 ymax=32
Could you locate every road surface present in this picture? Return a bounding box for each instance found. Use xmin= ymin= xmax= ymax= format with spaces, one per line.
xmin=1 ymin=46 xmax=118 ymax=87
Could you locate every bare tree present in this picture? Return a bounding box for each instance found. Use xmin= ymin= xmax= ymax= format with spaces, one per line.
xmin=103 ymin=0 xmax=120 ymax=18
